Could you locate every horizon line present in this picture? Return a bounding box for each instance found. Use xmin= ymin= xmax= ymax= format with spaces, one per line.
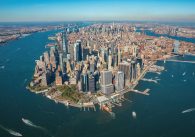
xmin=1 ymin=20 xmax=195 ymax=23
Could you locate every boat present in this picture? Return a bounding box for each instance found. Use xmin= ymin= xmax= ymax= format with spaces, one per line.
xmin=171 ymin=75 xmax=174 ymax=78
xmin=101 ymin=104 xmax=112 ymax=113
xmin=182 ymin=72 xmax=186 ymax=76
xmin=132 ymin=111 xmax=137 ymax=118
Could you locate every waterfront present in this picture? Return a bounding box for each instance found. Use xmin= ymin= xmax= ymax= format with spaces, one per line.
xmin=0 ymin=30 xmax=195 ymax=137
xmin=137 ymin=29 xmax=195 ymax=43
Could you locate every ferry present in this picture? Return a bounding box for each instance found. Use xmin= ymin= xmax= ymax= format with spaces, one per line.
xmin=132 ymin=111 xmax=137 ymax=118
xmin=101 ymin=104 xmax=112 ymax=113
xmin=182 ymin=72 xmax=186 ymax=76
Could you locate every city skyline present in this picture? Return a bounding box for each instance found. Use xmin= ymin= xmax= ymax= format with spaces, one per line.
xmin=0 ymin=0 xmax=195 ymax=22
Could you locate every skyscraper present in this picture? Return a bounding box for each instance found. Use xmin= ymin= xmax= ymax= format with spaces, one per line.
xmin=108 ymin=54 xmax=112 ymax=70
xmin=119 ymin=62 xmax=131 ymax=83
xmin=101 ymin=70 xmax=114 ymax=95
xmin=74 ymin=40 xmax=82 ymax=62
xmin=62 ymin=30 xmax=68 ymax=58
xmin=43 ymin=51 xmax=50 ymax=65
xmin=115 ymin=71 xmax=124 ymax=92
xmin=132 ymin=45 xmax=137 ymax=57
xmin=130 ymin=61 xmax=137 ymax=82
xmin=88 ymin=76 xmax=96 ymax=92
xmin=81 ymin=73 xmax=89 ymax=92
xmin=59 ymin=53 xmax=64 ymax=73
xmin=118 ymin=45 xmax=121 ymax=64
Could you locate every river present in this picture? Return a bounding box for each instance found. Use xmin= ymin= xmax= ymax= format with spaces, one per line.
xmin=136 ymin=29 xmax=195 ymax=43
xmin=0 ymin=29 xmax=195 ymax=137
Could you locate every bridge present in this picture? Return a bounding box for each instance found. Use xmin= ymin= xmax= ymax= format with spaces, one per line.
xmin=157 ymin=59 xmax=195 ymax=64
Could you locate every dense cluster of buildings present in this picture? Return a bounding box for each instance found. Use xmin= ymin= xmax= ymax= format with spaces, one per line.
xmin=30 ymin=23 xmax=194 ymax=96
xmin=0 ymin=25 xmax=64 ymax=44
xmin=151 ymin=25 xmax=195 ymax=38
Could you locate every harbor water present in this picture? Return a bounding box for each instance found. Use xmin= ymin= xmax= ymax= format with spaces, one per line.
xmin=0 ymin=30 xmax=195 ymax=137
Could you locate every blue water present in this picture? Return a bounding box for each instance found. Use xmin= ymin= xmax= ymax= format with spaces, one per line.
xmin=0 ymin=30 xmax=195 ymax=137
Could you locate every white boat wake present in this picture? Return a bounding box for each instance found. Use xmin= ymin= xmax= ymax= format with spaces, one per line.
xmin=182 ymin=108 xmax=195 ymax=114
xmin=0 ymin=124 xmax=22 ymax=136
xmin=22 ymin=118 xmax=44 ymax=129
xmin=22 ymin=118 xmax=53 ymax=137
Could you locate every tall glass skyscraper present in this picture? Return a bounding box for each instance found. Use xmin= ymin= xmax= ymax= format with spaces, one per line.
xmin=74 ymin=40 xmax=82 ymax=62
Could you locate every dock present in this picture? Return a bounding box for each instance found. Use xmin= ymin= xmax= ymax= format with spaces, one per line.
xmin=82 ymin=102 xmax=96 ymax=111
xmin=131 ymin=88 xmax=150 ymax=95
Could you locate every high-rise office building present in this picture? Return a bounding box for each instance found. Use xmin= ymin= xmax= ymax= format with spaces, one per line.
xmin=74 ymin=40 xmax=82 ymax=62
xmin=101 ymin=70 xmax=114 ymax=95
xmin=137 ymin=58 xmax=143 ymax=70
xmin=132 ymin=45 xmax=137 ymax=57
xmin=59 ymin=53 xmax=64 ymax=73
xmin=88 ymin=76 xmax=96 ymax=92
xmin=119 ymin=62 xmax=131 ymax=82
xmin=94 ymin=70 xmax=100 ymax=90
xmin=118 ymin=45 xmax=121 ymax=64
xmin=43 ymin=51 xmax=50 ymax=65
xmin=90 ymin=63 xmax=95 ymax=73
xmin=101 ymin=70 xmax=112 ymax=85
xmin=62 ymin=30 xmax=68 ymax=58
xmin=130 ymin=61 xmax=137 ymax=82
xmin=50 ymin=47 xmax=57 ymax=71
xmin=82 ymin=48 xmax=90 ymax=61
xmin=81 ymin=73 xmax=89 ymax=92
xmin=108 ymin=54 xmax=112 ymax=70
xmin=115 ymin=71 xmax=124 ymax=92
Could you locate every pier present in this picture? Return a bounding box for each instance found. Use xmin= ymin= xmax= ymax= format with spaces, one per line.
xmin=156 ymin=59 xmax=195 ymax=64
xmin=131 ymin=88 xmax=150 ymax=96
xmin=82 ymin=102 xmax=96 ymax=111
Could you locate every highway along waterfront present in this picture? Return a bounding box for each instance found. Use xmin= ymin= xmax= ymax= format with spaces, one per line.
xmin=0 ymin=30 xmax=195 ymax=137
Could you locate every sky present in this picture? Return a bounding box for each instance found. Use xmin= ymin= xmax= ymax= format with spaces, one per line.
xmin=0 ymin=0 xmax=195 ymax=22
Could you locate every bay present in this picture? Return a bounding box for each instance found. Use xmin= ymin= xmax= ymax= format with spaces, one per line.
xmin=0 ymin=29 xmax=195 ymax=137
